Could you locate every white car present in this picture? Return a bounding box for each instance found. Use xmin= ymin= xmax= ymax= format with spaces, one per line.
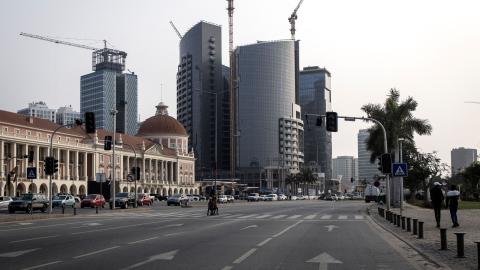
xmin=266 ymin=194 xmax=278 ymax=201
xmin=278 ymin=194 xmax=287 ymax=201
xmin=218 ymin=195 xmax=228 ymax=203
xmin=247 ymin=193 xmax=260 ymax=202
xmin=0 ymin=196 xmax=13 ymax=209
xmin=291 ymin=196 xmax=298 ymax=201
xmin=226 ymin=195 xmax=235 ymax=203
xmin=259 ymin=195 xmax=268 ymax=201
xmin=52 ymin=194 xmax=76 ymax=208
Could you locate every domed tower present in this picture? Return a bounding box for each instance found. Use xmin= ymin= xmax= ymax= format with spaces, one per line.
xmin=137 ymin=103 xmax=189 ymax=154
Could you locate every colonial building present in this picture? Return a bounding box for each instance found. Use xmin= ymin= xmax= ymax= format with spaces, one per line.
xmin=0 ymin=109 xmax=197 ymax=198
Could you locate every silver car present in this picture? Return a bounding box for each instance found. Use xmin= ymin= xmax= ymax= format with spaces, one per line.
xmin=0 ymin=196 xmax=12 ymax=209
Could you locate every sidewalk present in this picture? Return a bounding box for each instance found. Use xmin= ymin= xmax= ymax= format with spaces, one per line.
xmin=370 ymin=203 xmax=480 ymax=270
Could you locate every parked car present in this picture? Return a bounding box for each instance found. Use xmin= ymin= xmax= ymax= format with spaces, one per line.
xmin=265 ymin=194 xmax=278 ymax=201
xmin=259 ymin=195 xmax=268 ymax=201
xmin=167 ymin=194 xmax=187 ymax=206
xmin=0 ymin=196 xmax=13 ymax=209
xmin=52 ymin=194 xmax=76 ymax=208
xmin=226 ymin=195 xmax=235 ymax=203
xmin=8 ymin=193 xmax=49 ymax=213
xmin=187 ymin=194 xmax=200 ymax=201
xmin=218 ymin=195 xmax=228 ymax=203
xmin=81 ymin=194 xmax=106 ymax=208
xmin=147 ymin=193 xmax=156 ymax=203
xmin=156 ymin=195 xmax=169 ymax=201
xmin=337 ymin=194 xmax=345 ymax=200
xmin=325 ymin=194 xmax=338 ymax=201
xmin=290 ymin=195 xmax=298 ymax=200
xmin=137 ymin=193 xmax=153 ymax=206
xmin=247 ymin=193 xmax=260 ymax=202
xmin=278 ymin=194 xmax=287 ymax=201
xmin=110 ymin=192 xmax=136 ymax=209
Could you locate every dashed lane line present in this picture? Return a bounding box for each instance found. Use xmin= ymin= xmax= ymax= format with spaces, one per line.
xmin=10 ymin=235 xmax=59 ymax=243
xmin=21 ymin=261 xmax=62 ymax=270
xmin=233 ymin=248 xmax=257 ymax=264
xmin=73 ymin=246 xmax=120 ymax=259
xmin=320 ymin=215 xmax=332 ymax=219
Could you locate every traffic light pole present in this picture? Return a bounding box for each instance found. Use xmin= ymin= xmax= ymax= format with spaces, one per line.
xmin=305 ymin=113 xmax=391 ymax=211
xmin=122 ymin=143 xmax=137 ymax=208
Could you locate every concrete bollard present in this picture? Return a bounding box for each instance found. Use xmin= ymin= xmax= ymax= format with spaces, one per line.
xmin=440 ymin=228 xmax=447 ymax=250
xmin=73 ymin=207 xmax=77 ymax=216
xmin=407 ymin=217 xmax=411 ymax=232
xmin=401 ymin=216 xmax=406 ymax=230
xmin=418 ymin=221 xmax=424 ymax=239
xmin=386 ymin=211 xmax=391 ymax=221
xmin=397 ymin=215 xmax=401 ymax=227
xmin=454 ymin=233 xmax=466 ymax=258
xmin=96 ymin=206 xmax=99 ymax=214
xmin=62 ymin=205 xmax=65 ymax=214
xmin=412 ymin=219 xmax=418 ymax=235
xmin=474 ymin=241 xmax=480 ymax=270
xmin=393 ymin=214 xmax=397 ymax=225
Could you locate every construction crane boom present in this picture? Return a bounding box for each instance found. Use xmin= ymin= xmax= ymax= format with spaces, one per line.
xmin=20 ymin=32 xmax=103 ymax=50
xmin=465 ymin=101 xmax=480 ymax=104
xmin=169 ymin=21 xmax=183 ymax=39
xmin=288 ymin=0 xmax=304 ymax=40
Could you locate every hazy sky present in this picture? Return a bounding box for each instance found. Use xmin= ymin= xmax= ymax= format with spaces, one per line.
xmin=1 ymin=0 xmax=479 ymax=169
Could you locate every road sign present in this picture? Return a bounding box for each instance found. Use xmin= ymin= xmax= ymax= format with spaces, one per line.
xmin=95 ymin=173 xmax=106 ymax=183
xmin=27 ymin=167 xmax=37 ymax=180
xmin=392 ymin=163 xmax=408 ymax=177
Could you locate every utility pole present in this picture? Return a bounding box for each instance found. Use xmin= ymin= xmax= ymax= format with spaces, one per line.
xmin=110 ymin=108 xmax=118 ymax=209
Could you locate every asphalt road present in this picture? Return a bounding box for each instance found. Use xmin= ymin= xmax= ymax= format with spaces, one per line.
xmin=0 ymin=200 xmax=422 ymax=270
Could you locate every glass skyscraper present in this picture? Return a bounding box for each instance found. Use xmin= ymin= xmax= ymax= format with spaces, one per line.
xmin=299 ymin=66 xmax=332 ymax=181
xmin=357 ymin=129 xmax=379 ymax=183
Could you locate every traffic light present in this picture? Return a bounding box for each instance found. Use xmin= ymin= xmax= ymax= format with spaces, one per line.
xmin=316 ymin=117 xmax=322 ymax=126
xmin=377 ymin=156 xmax=383 ymax=172
xmin=53 ymin=159 xmax=59 ymax=174
xmin=85 ymin=112 xmax=96 ymax=134
xmin=381 ymin=153 xmax=392 ymax=174
xmin=28 ymin=151 xmax=34 ymax=163
xmin=104 ymin=136 xmax=112 ymax=150
xmin=44 ymin=156 xmax=54 ymax=175
xmin=326 ymin=112 xmax=338 ymax=132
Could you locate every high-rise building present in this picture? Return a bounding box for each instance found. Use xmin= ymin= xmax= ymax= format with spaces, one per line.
xmin=176 ymin=21 xmax=229 ymax=179
xmin=451 ymin=147 xmax=477 ymax=175
xmin=80 ymin=50 xmax=137 ymax=135
xmin=299 ymin=66 xmax=332 ymax=181
xmin=56 ymin=105 xmax=81 ymax=126
xmin=332 ymin=156 xmax=356 ymax=192
xmin=357 ymin=129 xmax=379 ymax=183
xmin=235 ymin=40 xmax=303 ymax=188
xmin=17 ymin=101 xmax=56 ymax=123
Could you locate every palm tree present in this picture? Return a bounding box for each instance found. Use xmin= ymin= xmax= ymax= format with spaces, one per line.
xmin=296 ymin=168 xmax=317 ymax=196
xmin=361 ymin=88 xmax=432 ymax=162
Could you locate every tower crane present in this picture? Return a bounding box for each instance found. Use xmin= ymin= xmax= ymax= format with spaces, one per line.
xmin=169 ymin=21 xmax=183 ymax=39
xmin=465 ymin=101 xmax=480 ymax=104
xmin=288 ymin=0 xmax=304 ymax=40
xmin=20 ymin=32 xmax=127 ymax=71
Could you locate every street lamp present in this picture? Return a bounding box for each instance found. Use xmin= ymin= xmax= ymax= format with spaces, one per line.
xmin=398 ymin=138 xmax=405 ymax=216
xmin=122 ymin=143 xmax=138 ymax=208
xmin=110 ymin=108 xmax=118 ymax=210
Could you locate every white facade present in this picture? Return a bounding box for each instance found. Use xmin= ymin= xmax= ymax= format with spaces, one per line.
xmin=17 ymin=101 xmax=56 ymax=123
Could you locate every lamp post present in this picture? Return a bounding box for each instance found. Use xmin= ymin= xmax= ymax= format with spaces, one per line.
xmin=110 ymin=109 xmax=118 ymax=209
xmin=398 ymin=138 xmax=405 ymax=216
xmin=122 ymin=143 xmax=137 ymax=208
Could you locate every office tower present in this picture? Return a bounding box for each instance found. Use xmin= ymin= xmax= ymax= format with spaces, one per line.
xmin=451 ymin=147 xmax=478 ymax=175
xmin=357 ymin=129 xmax=379 ymax=183
xmin=80 ymin=49 xmax=137 ymax=135
xmin=299 ymin=66 xmax=332 ymax=181
xmin=56 ymin=105 xmax=81 ymax=126
xmin=176 ymin=21 xmax=229 ymax=179
xmin=17 ymin=101 xmax=56 ymax=123
xmin=235 ymin=40 xmax=303 ymax=187
xmin=332 ymin=156 xmax=356 ymax=192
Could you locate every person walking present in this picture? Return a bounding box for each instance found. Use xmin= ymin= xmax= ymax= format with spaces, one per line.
xmin=430 ymin=182 xmax=444 ymax=228
xmin=446 ymin=185 xmax=460 ymax=227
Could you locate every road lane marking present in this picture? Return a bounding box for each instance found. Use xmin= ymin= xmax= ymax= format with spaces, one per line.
xmin=255 ymin=214 xmax=271 ymax=219
xmin=18 ymin=222 xmax=33 ymax=225
xmin=240 ymin=225 xmax=258 ymax=230
xmin=128 ymin=236 xmax=159 ymax=244
xmin=120 ymin=250 xmax=178 ymax=270
xmin=324 ymin=225 xmax=339 ymax=232
xmin=224 ymin=214 xmax=242 ymax=218
xmin=238 ymin=214 xmax=258 ymax=219
xmin=354 ymin=215 xmax=364 ymax=220
xmin=233 ymin=248 xmax=257 ymax=264
xmin=71 ymin=220 xmax=170 ymax=235
xmin=272 ymin=220 xmax=303 ymax=238
xmin=10 ymin=235 xmax=59 ymax=243
xmin=221 ymin=266 xmax=233 ymax=270
xmin=272 ymin=215 xmax=287 ymax=219
xmin=21 ymin=261 xmax=62 ymax=270
xmin=0 ymin=248 xmax=39 ymax=257
xmin=257 ymin=238 xmax=272 ymax=247
xmin=73 ymin=246 xmax=120 ymax=259
xmin=287 ymin=215 xmax=302 ymax=219
xmin=0 ymin=221 xmax=90 ymax=232
xmin=304 ymin=214 xmax=317 ymax=220
xmin=338 ymin=215 xmax=348 ymax=220
xmin=320 ymin=215 xmax=332 ymax=219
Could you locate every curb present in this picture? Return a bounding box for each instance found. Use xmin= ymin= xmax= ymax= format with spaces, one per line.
xmin=366 ymin=205 xmax=451 ymax=270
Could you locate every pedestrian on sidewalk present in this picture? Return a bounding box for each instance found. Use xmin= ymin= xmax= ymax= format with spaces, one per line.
xmin=446 ymin=185 xmax=460 ymax=227
xmin=430 ymin=182 xmax=444 ymax=228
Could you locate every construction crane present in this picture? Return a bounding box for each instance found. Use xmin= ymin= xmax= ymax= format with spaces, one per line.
xmin=169 ymin=21 xmax=183 ymax=39
xmin=20 ymin=32 xmax=127 ymax=72
xmin=227 ymin=0 xmax=235 ymax=180
xmin=288 ymin=0 xmax=304 ymax=40
xmin=465 ymin=101 xmax=480 ymax=104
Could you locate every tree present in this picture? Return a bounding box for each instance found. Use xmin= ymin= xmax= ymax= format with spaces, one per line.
xmin=361 ymin=89 xmax=432 ymax=162
xmin=296 ymin=168 xmax=318 ymax=195
xmin=461 ymin=162 xmax=480 ymax=200
xmin=404 ymin=151 xmax=447 ymax=206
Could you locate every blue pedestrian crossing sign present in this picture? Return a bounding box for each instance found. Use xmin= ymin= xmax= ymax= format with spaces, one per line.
xmin=392 ymin=163 xmax=408 ymax=177
xmin=27 ymin=167 xmax=37 ymax=180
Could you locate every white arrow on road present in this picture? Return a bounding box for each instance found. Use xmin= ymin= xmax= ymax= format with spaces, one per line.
xmin=240 ymin=225 xmax=258 ymax=231
xmin=0 ymin=248 xmax=39 ymax=258
xmin=121 ymin=250 xmax=179 ymax=270
xmin=324 ymin=225 xmax=338 ymax=232
xmin=306 ymin=252 xmax=342 ymax=270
